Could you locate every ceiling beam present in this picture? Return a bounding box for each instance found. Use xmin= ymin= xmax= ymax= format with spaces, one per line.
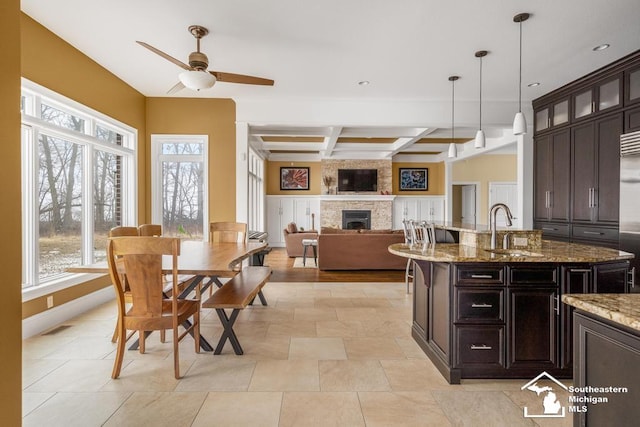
xmin=388 ymin=127 xmax=435 ymax=157
xmin=322 ymin=126 xmax=342 ymax=158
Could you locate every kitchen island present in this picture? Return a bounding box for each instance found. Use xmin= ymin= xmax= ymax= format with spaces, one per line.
xmin=562 ymin=294 xmax=640 ymax=424
xmin=389 ymin=239 xmax=633 ymax=384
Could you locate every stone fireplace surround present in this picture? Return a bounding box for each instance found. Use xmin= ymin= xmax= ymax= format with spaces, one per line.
xmin=320 ymin=159 xmax=394 ymax=230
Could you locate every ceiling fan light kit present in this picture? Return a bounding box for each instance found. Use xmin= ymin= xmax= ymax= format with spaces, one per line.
xmin=513 ymin=12 xmax=530 ymax=136
xmin=179 ymin=70 xmax=216 ymax=90
xmin=137 ymin=25 xmax=273 ymax=93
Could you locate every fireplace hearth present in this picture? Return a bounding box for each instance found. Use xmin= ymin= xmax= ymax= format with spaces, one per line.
xmin=342 ymin=210 xmax=371 ymax=230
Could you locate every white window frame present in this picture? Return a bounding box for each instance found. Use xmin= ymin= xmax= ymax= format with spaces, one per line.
xmin=20 ymin=79 xmax=137 ymax=300
xmin=150 ymin=134 xmax=209 ymax=240
xmin=247 ymin=147 xmax=265 ymax=232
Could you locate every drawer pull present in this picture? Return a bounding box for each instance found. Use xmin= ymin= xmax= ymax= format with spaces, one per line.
xmin=583 ymin=231 xmax=604 ymax=235
xmin=542 ymin=227 xmax=557 ymax=231
xmin=470 ymin=344 xmax=493 ymax=350
xmin=470 ymin=274 xmax=493 ymax=279
xmin=471 ymin=303 xmax=493 ymax=308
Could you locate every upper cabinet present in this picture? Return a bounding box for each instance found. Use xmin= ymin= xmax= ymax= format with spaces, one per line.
xmin=534 ymin=98 xmax=570 ymax=133
xmin=625 ymin=65 xmax=640 ymax=106
xmin=572 ymin=75 xmax=622 ymax=122
xmin=534 ymin=50 xmax=640 ymax=137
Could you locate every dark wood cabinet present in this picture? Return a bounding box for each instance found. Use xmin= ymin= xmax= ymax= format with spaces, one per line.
xmin=533 ymin=51 xmax=640 ymax=246
xmin=508 ymin=287 xmax=558 ymax=369
xmin=560 ymin=267 xmax=591 ymax=370
xmin=534 ymin=129 xmax=570 ymax=222
xmin=573 ymin=312 xmax=640 ymax=426
xmin=571 ymin=113 xmax=622 ymax=226
xmin=593 ymin=262 xmax=629 ymax=293
xmin=411 ymin=260 xmax=629 ymax=384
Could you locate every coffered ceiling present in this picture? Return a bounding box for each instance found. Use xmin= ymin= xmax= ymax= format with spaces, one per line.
xmin=21 ymin=0 xmax=640 ymax=160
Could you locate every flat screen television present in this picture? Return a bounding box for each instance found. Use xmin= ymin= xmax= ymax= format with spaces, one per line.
xmin=337 ymin=169 xmax=378 ymax=192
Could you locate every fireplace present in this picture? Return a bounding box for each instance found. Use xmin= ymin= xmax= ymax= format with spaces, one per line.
xmin=342 ymin=210 xmax=371 ymax=230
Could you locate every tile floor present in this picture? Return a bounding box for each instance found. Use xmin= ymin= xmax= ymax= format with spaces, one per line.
xmin=23 ymin=281 xmax=573 ymax=426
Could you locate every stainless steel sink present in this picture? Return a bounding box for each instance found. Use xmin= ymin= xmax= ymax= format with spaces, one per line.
xmin=485 ymin=248 xmax=545 ymax=258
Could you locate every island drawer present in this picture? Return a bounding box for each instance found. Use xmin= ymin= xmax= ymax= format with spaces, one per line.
xmin=456 ymin=266 xmax=504 ymax=285
xmin=455 ymin=289 xmax=504 ymax=323
xmin=572 ymin=225 xmax=619 ymax=242
xmin=455 ymin=325 xmax=505 ymax=367
xmin=509 ymin=266 xmax=558 ymax=285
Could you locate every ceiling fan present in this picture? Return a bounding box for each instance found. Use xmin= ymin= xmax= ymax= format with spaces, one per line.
xmin=136 ymin=25 xmax=274 ymax=94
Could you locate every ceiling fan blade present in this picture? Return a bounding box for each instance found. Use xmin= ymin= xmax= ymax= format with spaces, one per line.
xmin=166 ymin=81 xmax=185 ymax=95
xmin=136 ymin=41 xmax=192 ymax=71
xmin=209 ymin=71 xmax=274 ymax=86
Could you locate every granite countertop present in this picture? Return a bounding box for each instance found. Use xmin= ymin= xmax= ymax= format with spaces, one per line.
xmin=562 ymin=294 xmax=640 ymax=332
xmin=388 ymin=240 xmax=634 ymax=263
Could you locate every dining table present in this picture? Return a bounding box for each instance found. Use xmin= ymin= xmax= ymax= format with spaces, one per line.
xmin=67 ymin=239 xmax=268 ymax=352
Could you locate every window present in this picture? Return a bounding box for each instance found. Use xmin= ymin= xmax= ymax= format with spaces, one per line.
xmin=151 ymin=135 xmax=208 ymax=240
xmin=247 ymin=147 xmax=265 ymax=232
xmin=21 ymin=80 xmax=136 ymax=290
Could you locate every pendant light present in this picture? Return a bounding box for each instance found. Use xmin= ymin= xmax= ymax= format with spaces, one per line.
xmin=513 ymin=12 xmax=530 ymax=136
xmin=474 ymin=50 xmax=488 ymax=148
xmin=448 ymin=75 xmax=459 ymax=158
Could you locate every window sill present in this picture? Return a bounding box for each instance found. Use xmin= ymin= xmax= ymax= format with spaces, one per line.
xmin=22 ymin=273 xmax=107 ymax=302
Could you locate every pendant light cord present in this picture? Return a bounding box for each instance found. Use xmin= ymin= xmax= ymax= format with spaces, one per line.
xmin=518 ymin=20 xmax=522 ymax=113
xmin=452 ymin=79 xmax=455 ymax=142
xmin=479 ymin=56 xmax=483 ymax=131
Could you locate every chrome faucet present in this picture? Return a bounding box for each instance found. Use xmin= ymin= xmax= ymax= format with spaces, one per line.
xmin=489 ymin=203 xmax=514 ymax=249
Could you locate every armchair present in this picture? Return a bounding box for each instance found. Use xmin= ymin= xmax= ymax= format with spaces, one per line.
xmin=283 ymin=222 xmax=318 ymax=257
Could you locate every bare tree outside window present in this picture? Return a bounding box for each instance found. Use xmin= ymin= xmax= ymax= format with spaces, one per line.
xmin=161 ymin=142 xmax=204 ymax=239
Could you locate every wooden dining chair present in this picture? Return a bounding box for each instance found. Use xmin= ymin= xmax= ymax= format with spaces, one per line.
xmin=108 ymin=226 xmax=139 ymax=342
xmin=107 ymin=236 xmax=200 ymax=379
xmin=208 ymin=222 xmax=248 ymax=295
xmin=209 ymin=222 xmax=248 ymax=243
xmin=138 ymin=223 xmax=162 ymax=236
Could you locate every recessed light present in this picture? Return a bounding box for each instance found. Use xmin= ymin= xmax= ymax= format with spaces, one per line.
xmin=358 ymin=80 xmax=370 ymax=86
xmin=528 ymin=82 xmax=540 ymax=87
xmin=593 ymin=44 xmax=610 ymax=51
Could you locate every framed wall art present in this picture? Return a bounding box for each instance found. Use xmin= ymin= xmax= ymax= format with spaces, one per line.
xmin=280 ymin=167 xmax=310 ymax=190
xmin=399 ymin=168 xmax=428 ymax=191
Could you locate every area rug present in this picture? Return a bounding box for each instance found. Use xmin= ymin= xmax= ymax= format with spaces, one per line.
xmin=292 ymin=257 xmax=317 ymax=268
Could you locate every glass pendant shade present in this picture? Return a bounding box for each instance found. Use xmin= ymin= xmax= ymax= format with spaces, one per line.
xmin=179 ymin=70 xmax=216 ymax=90
xmin=448 ymin=142 xmax=457 ymax=158
xmin=513 ymin=111 xmax=527 ymax=136
xmin=474 ymin=129 xmax=486 ymax=148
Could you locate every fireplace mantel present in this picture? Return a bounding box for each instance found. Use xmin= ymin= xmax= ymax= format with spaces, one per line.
xmin=320 ymin=195 xmax=396 ymax=202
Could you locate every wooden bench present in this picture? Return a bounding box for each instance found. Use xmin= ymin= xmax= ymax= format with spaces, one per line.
xmin=202 ymin=266 xmax=271 ymax=355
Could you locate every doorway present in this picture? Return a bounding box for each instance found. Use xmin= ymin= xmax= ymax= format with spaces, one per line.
xmin=452 ymin=184 xmax=478 ymax=225
xmin=489 ymin=182 xmax=519 ymax=227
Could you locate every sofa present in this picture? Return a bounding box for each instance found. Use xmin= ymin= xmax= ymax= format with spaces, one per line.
xmin=283 ymin=222 xmax=319 ymax=257
xmin=317 ymin=227 xmax=406 ymax=270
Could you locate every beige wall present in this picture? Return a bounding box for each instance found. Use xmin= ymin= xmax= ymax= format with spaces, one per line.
xmin=145 ymin=98 xmax=237 ymax=222
xmin=392 ymin=162 xmax=445 ymax=195
xmin=452 ymin=154 xmax=517 ymax=224
xmin=266 ymin=161 xmax=321 ymax=195
xmin=1 ymin=1 xmax=23 ymax=422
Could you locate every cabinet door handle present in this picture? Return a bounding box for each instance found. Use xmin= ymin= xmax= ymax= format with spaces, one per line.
xmin=629 ymin=267 xmax=636 ymax=289
xmin=471 ymin=303 xmax=493 ymax=308
xmin=470 ymin=345 xmax=492 ymax=350
xmin=591 ymin=101 xmax=596 ymax=113
xmin=545 ymin=191 xmax=550 ymax=209
xmin=470 ymin=274 xmax=493 ymax=279
xmin=570 ymin=268 xmax=591 ymax=273
xmin=583 ymin=231 xmax=604 ymax=235
xmin=592 ymin=188 xmax=597 ymax=207
xmin=554 ymin=296 xmax=560 ymax=315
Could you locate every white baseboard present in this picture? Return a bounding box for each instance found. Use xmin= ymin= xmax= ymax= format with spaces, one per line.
xmin=22 ymin=287 xmax=115 ymax=339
